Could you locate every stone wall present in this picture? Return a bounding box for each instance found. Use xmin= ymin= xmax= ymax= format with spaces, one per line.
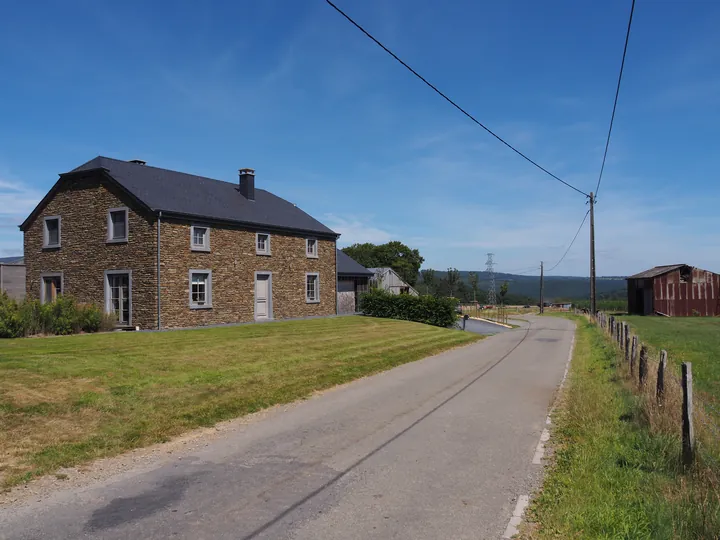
xmin=23 ymin=177 xmax=158 ymax=329
xmin=159 ymin=219 xmax=336 ymax=328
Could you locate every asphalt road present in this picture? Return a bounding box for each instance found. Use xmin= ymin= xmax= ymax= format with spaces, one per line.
xmin=0 ymin=315 xmax=575 ymax=540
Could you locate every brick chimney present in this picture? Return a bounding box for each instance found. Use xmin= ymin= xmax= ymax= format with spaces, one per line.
xmin=239 ymin=168 xmax=255 ymax=201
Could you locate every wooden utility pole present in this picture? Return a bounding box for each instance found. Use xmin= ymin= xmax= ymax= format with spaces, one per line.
xmin=589 ymin=192 xmax=596 ymax=315
xmin=540 ymin=261 xmax=544 ymax=314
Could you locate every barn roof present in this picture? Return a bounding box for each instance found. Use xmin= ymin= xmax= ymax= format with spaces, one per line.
xmin=627 ymin=264 xmax=689 ymax=279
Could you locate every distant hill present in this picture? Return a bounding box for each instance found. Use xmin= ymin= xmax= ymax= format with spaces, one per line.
xmin=420 ymin=270 xmax=627 ymax=303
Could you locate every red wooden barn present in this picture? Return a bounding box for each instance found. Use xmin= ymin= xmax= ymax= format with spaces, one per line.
xmin=627 ymin=264 xmax=720 ymax=316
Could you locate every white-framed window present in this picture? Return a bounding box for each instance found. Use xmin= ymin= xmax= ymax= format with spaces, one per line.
xmin=306 ymin=238 xmax=318 ymax=258
xmin=189 ymin=269 xmax=212 ymax=309
xmin=107 ymin=207 xmax=129 ymax=243
xmin=43 ymin=216 xmax=61 ymax=248
xmin=190 ymin=225 xmax=210 ymax=252
xmin=40 ymin=272 xmax=63 ymax=304
xmin=306 ymin=273 xmax=320 ymax=303
xmin=104 ymin=270 xmax=132 ymax=326
xmin=256 ymin=233 xmax=271 ymax=255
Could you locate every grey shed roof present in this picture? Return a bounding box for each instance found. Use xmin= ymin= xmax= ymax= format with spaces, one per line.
xmin=0 ymin=256 xmax=24 ymax=265
xmin=26 ymin=156 xmax=337 ymax=236
xmin=336 ymin=250 xmax=373 ymax=276
xmin=627 ymin=264 xmax=688 ymax=280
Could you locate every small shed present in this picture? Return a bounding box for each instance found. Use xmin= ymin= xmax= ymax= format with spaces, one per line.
xmin=337 ymin=250 xmax=373 ymax=314
xmin=368 ymin=267 xmax=419 ymax=296
xmin=0 ymin=256 xmax=25 ymax=301
xmin=627 ymin=264 xmax=720 ymax=316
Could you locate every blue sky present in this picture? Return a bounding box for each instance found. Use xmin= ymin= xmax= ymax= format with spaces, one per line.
xmin=1 ymin=0 xmax=719 ymax=276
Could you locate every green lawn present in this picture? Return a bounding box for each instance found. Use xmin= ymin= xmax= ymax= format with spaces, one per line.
xmin=620 ymin=316 xmax=720 ymax=404
xmin=527 ymin=316 xmax=719 ymax=539
xmin=0 ymin=316 xmax=479 ymax=488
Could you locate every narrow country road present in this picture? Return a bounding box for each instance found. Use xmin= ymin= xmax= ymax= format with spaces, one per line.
xmin=0 ymin=315 xmax=575 ymax=540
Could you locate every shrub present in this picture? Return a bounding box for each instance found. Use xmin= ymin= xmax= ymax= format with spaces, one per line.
xmin=19 ymin=300 xmax=53 ymax=336
xmin=77 ymin=303 xmax=103 ymax=333
xmin=0 ymin=295 xmax=109 ymax=338
xmin=0 ymin=292 xmax=24 ymax=338
xmin=359 ymin=289 xmax=459 ymax=328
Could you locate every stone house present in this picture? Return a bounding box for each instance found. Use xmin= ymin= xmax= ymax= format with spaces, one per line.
xmin=20 ymin=157 xmax=339 ymax=329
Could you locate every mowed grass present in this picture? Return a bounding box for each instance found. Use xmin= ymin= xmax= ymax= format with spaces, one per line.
xmin=526 ymin=316 xmax=720 ymax=539
xmin=621 ymin=316 xmax=720 ymax=404
xmin=0 ymin=316 xmax=479 ymax=488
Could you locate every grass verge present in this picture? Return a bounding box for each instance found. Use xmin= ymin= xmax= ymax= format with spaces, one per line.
xmin=0 ymin=316 xmax=479 ymax=488
xmin=524 ymin=315 xmax=720 ymax=539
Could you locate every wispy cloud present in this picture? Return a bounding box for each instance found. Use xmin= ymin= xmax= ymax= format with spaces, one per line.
xmin=323 ymin=214 xmax=394 ymax=246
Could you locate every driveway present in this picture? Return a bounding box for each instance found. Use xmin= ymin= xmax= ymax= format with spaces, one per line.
xmin=0 ymin=315 xmax=575 ymax=540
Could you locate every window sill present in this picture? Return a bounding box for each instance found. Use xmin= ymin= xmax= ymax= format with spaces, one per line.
xmin=256 ymin=251 xmax=272 ymax=256
xmin=306 ymin=254 xmax=319 ymax=259
xmin=42 ymin=245 xmax=61 ymax=250
xmin=106 ymin=238 xmax=128 ymax=244
xmin=306 ymin=299 xmax=321 ymax=304
xmin=191 ymin=246 xmax=211 ymax=252
xmin=190 ymin=304 xmax=213 ymax=310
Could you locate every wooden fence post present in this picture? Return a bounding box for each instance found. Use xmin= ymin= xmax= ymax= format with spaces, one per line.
xmin=630 ymin=335 xmax=638 ymax=374
xmin=617 ymin=322 xmax=622 ymax=346
xmin=682 ymin=362 xmax=695 ymax=468
xmin=656 ymin=350 xmax=667 ymax=403
xmin=639 ymin=345 xmax=648 ymax=386
xmin=610 ymin=316 xmax=615 ymax=338
xmin=624 ymin=324 xmax=630 ymax=363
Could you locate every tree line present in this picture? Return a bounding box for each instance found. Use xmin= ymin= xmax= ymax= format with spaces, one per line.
xmin=341 ymin=241 xmax=537 ymax=305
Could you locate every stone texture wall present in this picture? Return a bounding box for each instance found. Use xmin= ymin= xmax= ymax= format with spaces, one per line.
xmin=23 ymin=177 xmax=158 ymax=329
xmin=159 ymin=219 xmax=336 ymax=328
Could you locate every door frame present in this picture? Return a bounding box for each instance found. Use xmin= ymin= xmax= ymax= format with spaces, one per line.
xmin=104 ymin=269 xmax=133 ymax=327
xmin=254 ymin=271 xmax=273 ymax=321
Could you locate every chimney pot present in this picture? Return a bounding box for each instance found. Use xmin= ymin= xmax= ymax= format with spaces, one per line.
xmin=239 ymin=168 xmax=255 ymax=201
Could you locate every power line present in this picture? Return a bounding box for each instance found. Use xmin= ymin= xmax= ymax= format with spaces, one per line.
xmin=595 ymin=0 xmax=636 ymax=197
xmin=500 ymin=265 xmax=541 ymax=276
xmin=326 ymin=0 xmax=590 ymax=198
xmin=546 ymin=210 xmax=590 ymax=273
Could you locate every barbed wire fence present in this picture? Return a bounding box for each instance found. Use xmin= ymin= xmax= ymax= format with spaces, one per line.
xmin=584 ymin=310 xmax=720 ymax=481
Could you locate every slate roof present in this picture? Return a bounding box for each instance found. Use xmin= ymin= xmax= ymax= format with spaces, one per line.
xmin=22 ymin=156 xmax=337 ymax=236
xmin=627 ymin=264 xmax=688 ymax=280
xmin=0 ymin=256 xmax=24 ymax=265
xmin=336 ymin=250 xmax=373 ymax=276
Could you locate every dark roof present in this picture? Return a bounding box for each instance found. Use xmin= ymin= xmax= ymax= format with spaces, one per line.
xmin=22 ymin=156 xmax=337 ymax=236
xmin=627 ymin=264 xmax=689 ymax=279
xmin=336 ymin=249 xmax=373 ymax=276
xmin=0 ymin=256 xmax=24 ymax=265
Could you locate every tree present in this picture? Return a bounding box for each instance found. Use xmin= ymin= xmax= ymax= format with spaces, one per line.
xmin=499 ymin=281 xmax=509 ymax=304
xmin=468 ymin=272 xmax=479 ymax=303
xmin=342 ymin=241 xmax=424 ymax=286
xmin=420 ymin=268 xmax=436 ymax=296
xmin=445 ymin=267 xmax=460 ymax=298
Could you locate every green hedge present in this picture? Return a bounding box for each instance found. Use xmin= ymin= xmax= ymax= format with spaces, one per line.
xmin=359 ymin=289 xmax=459 ymax=328
xmin=0 ymin=292 xmax=113 ymax=338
